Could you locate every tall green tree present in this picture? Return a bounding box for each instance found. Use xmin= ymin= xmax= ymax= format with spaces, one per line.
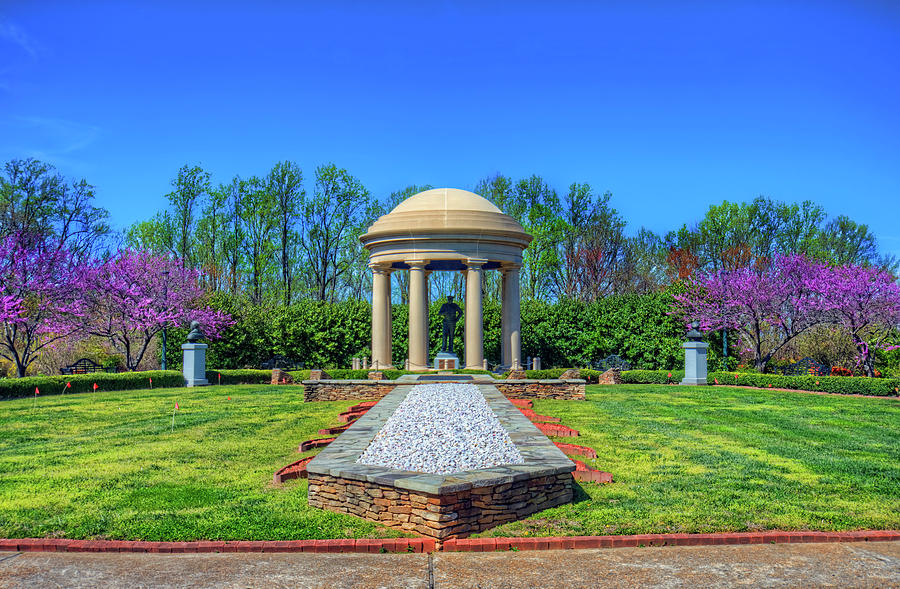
xmin=166 ymin=165 xmax=210 ymax=268
xmin=298 ymin=164 xmax=371 ymax=302
xmin=196 ymin=183 xmax=229 ymax=290
xmin=267 ymin=161 xmax=304 ymax=305
xmin=125 ymin=211 xmax=175 ymax=255
xmin=0 ymin=158 xmax=110 ymax=258
xmin=240 ymin=176 xmax=277 ymax=303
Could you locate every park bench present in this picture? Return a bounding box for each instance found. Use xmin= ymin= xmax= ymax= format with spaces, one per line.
xmin=60 ymin=358 xmax=116 ymax=375
xmin=261 ymin=355 xmax=305 ymax=371
xmin=780 ymin=357 xmax=829 ymax=377
xmin=592 ymin=354 xmax=632 ymax=372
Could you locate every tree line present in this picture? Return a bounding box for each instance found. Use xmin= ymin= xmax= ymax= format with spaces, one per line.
xmin=2 ymin=157 xmax=898 ymax=376
xmin=122 ymin=161 xmax=895 ymax=305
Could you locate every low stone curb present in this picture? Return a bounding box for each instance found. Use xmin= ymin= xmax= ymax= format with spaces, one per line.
xmin=442 ymin=530 xmax=900 ymax=551
xmin=3 ymin=531 xmax=896 ymax=555
xmin=0 ymin=537 xmax=435 ymax=554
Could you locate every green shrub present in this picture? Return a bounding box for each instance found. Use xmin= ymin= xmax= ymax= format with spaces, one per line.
xmin=708 ymin=371 xmax=900 ymax=397
xmin=496 ymin=368 xmax=601 ymax=382
xmin=614 ymin=369 xmax=899 ymax=396
xmin=205 ymin=369 xmax=273 ymax=385
xmin=0 ymin=371 xmax=184 ymax=400
xmin=620 ymin=370 xmax=684 ymax=384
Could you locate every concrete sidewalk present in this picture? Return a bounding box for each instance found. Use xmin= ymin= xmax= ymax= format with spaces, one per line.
xmin=1 ymin=542 xmax=898 ymax=588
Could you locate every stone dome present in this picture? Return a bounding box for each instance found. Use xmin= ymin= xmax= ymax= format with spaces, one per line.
xmin=389 ymin=188 xmax=503 ymax=215
xmin=360 ymin=189 xmax=532 ymax=267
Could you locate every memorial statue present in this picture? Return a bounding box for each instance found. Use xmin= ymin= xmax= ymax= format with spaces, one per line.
xmin=438 ymin=295 xmax=462 ymax=353
xmin=186 ymin=320 xmax=204 ymax=343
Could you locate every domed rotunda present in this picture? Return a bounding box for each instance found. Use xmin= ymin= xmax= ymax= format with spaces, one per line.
xmin=360 ymin=188 xmax=532 ymax=371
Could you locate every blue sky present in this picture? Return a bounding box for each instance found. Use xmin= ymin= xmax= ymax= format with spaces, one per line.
xmin=1 ymin=1 xmax=898 ymax=257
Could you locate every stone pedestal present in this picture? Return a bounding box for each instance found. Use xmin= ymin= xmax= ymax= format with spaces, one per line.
xmin=182 ymin=343 xmax=209 ymax=387
xmin=681 ymin=341 xmax=709 ymax=385
xmin=434 ymin=352 xmax=459 ymax=370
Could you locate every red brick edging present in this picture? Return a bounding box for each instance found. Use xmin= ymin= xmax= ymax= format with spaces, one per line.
xmin=443 ymin=530 xmax=900 ymax=551
xmin=0 ymin=537 xmax=434 ymax=554
xmin=3 ymin=531 xmax=896 ymax=554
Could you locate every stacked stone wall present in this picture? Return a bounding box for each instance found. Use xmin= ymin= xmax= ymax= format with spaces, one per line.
xmin=496 ymin=380 xmax=585 ymax=400
xmin=301 ymin=379 xmax=584 ymax=402
xmin=302 ymin=380 xmax=396 ymax=402
xmin=308 ymin=472 xmax=573 ymax=541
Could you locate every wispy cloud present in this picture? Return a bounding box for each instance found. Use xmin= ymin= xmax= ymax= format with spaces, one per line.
xmin=0 ymin=19 xmax=39 ymax=60
xmin=19 ymin=116 xmax=101 ymax=154
xmin=0 ymin=116 xmax=101 ymax=171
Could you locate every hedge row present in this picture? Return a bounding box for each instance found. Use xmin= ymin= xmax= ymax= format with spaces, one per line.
xmin=620 ymin=369 xmax=685 ymax=384
xmin=0 ymin=371 xmax=184 ymax=400
xmin=708 ymin=371 xmax=900 ymax=397
xmin=614 ymin=369 xmax=900 ymax=396
xmin=162 ymin=291 xmax=701 ymax=371
xmin=498 ymin=368 xmax=602 ymax=382
xmin=205 ymin=369 xmax=279 ymax=385
xmin=0 ymin=369 xmax=290 ymax=399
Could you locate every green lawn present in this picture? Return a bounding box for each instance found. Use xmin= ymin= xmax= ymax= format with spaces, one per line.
xmin=480 ymin=385 xmax=900 ymax=537
xmin=0 ymin=385 xmax=404 ymax=541
xmin=1 ymin=384 xmax=897 ymax=540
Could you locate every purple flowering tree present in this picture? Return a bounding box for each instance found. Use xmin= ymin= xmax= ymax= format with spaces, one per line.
xmin=84 ymin=250 xmax=232 ymax=371
xmin=0 ymin=233 xmax=88 ymax=377
xmin=675 ymin=254 xmax=830 ymax=373
xmin=821 ymin=265 xmax=900 ymax=377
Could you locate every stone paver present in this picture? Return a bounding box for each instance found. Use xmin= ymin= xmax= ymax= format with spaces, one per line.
xmin=434 ymin=542 xmax=900 ymax=588
xmin=2 ymin=542 xmax=898 ymax=588
xmin=0 ymin=551 xmax=429 ymax=589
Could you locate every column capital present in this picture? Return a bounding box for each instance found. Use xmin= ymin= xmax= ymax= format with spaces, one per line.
xmin=406 ymin=260 xmax=427 ymax=270
xmin=368 ymin=262 xmax=393 ymax=274
xmin=466 ymin=258 xmax=489 ymax=269
xmin=500 ymin=263 xmax=522 ymax=274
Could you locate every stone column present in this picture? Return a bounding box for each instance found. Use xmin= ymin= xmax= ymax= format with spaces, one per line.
xmin=500 ymin=268 xmax=511 ymax=367
xmin=407 ymin=261 xmax=428 ymax=370
xmin=370 ymin=264 xmax=392 ymax=369
xmin=424 ymin=270 xmax=432 ymax=361
xmin=507 ymin=265 xmax=522 ymax=370
xmin=465 ymin=259 xmax=487 ymax=369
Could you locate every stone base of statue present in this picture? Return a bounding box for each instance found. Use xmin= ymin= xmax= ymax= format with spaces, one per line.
xmin=680 ymin=341 xmax=708 ymax=385
xmin=433 ymin=352 xmax=459 ymax=370
xmin=182 ymin=343 xmax=209 ymax=387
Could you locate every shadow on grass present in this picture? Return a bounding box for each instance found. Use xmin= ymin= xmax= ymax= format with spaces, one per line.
xmin=572 ymin=480 xmax=591 ymax=504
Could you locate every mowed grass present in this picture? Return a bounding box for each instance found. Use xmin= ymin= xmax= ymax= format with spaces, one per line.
xmin=0 ymin=385 xmax=404 ymax=541
xmin=481 ymin=384 xmax=900 ymax=537
xmin=1 ymin=384 xmax=898 ymax=541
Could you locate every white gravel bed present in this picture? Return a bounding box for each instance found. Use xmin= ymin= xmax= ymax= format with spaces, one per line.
xmin=356 ymin=383 xmax=524 ymax=474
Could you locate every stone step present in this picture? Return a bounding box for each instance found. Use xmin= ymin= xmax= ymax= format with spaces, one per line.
xmin=273 ymin=456 xmax=314 ymax=484
xmin=536 ymin=423 xmax=579 ymax=437
xmin=573 ymin=459 xmax=613 ymax=484
xmin=553 ymin=442 xmax=597 ymax=459
xmin=299 ymin=437 xmax=337 ymax=452
xmin=519 ymin=408 xmax=561 ymax=423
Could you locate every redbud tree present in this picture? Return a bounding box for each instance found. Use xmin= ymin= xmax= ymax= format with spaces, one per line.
xmin=821 ymin=264 xmax=900 ymax=377
xmin=675 ymin=254 xmax=900 ymax=375
xmin=84 ymin=250 xmax=232 ymax=371
xmin=674 ymin=254 xmax=831 ymax=373
xmin=0 ymin=232 xmax=88 ymax=377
